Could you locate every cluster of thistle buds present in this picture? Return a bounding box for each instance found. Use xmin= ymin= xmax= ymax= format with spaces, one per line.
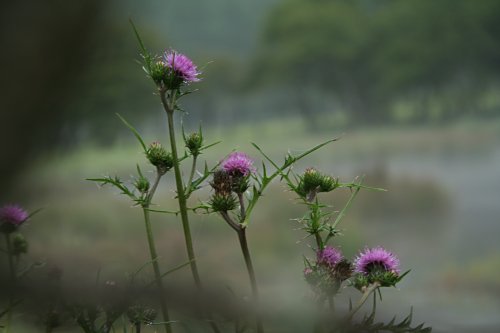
xmin=297 ymin=168 xmax=339 ymax=201
xmin=305 ymin=245 xmax=403 ymax=297
xmin=210 ymin=152 xmax=255 ymax=213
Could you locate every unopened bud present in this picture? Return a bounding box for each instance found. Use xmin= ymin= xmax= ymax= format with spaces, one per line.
xmin=146 ymin=142 xmax=174 ymax=175
xmin=185 ymin=132 xmax=203 ymax=156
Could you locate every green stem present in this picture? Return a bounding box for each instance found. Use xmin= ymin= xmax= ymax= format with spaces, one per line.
xmin=185 ymin=154 xmax=197 ymax=198
xmin=328 ymin=295 xmax=335 ymax=312
xmin=314 ymin=233 xmax=323 ymax=250
xmin=161 ymin=90 xmax=220 ymax=333
xmin=346 ymin=282 xmax=380 ymax=321
xmin=142 ymin=208 xmax=172 ymax=333
xmin=4 ymin=233 xmax=15 ymax=333
xmin=4 ymin=234 xmax=15 ymax=284
xmin=237 ymin=229 xmax=264 ymax=333
xmin=237 ymin=193 xmax=246 ymax=222
xmin=162 ymin=91 xmax=202 ymax=289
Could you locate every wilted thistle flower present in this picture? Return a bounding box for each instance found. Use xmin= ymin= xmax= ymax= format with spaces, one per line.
xmin=211 ymin=170 xmax=232 ymax=196
xmin=317 ymin=246 xmax=343 ymax=268
xmin=0 ymin=204 xmax=29 ymax=233
xmin=164 ymin=50 xmax=200 ymax=85
xmin=210 ymin=170 xmax=237 ymax=212
xmin=354 ymin=247 xmax=400 ymax=276
xmin=146 ymin=142 xmax=174 ymax=175
xmin=305 ymin=247 xmax=352 ymax=296
xmin=185 ymin=132 xmax=203 ymax=156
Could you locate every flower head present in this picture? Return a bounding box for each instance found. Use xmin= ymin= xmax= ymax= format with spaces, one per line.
xmin=163 ymin=51 xmax=200 ymax=83
xmin=222 ymin=152 xmax=256 ymax=177
xmin=0 ymin=204 xmax=29 ymax=226
xmin=317 ymin=246 xmax=343 ymax=268
xmin=354 ymin=246 xmax=400 ymax=275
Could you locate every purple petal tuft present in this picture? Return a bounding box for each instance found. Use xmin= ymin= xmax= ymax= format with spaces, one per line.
xmin=222 ymin=152 xmax=256 ymax=176
xmin=317 ymin=246 xmax=343 ymax=267
xmin=354 ymin=246 xmax=400 ymax=275
xmin=163 ymin=51 xmax=201 ymax=83
xmin=0 ymin=204 xmax=29 ymax=226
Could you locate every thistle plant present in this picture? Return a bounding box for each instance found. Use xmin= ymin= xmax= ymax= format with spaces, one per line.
xmin=204 ymin=140 xmax=341 ymax=333
xmin=87 ymin=21 xmax=224 ymax=332
xmin=284 ymin=168 xmax=431 ymax=332
xmin=88 ymin=139 xmax=174 ymax=333
xmin=0 ymin=204 xmax=40 ymax=333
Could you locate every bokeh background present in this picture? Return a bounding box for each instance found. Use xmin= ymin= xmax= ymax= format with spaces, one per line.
xmin=1 ymin=0 xmax=500 ymax=332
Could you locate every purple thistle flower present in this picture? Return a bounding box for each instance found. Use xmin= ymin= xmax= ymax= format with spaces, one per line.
xmin=317 ymin=246 xmax=343 ymax=267
xmin=163 ymin=51 xmax=200 ymax=83
xmin=354 ymin=246 xmax=400 ymax=275
xmin=0 ymin=204 xmax=29 ymax=226
xmin=222 ymin=152 xmax=256 ymax=177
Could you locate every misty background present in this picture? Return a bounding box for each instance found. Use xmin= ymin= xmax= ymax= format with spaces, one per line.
xmin=1 ymin=0 xmax=499 ymax=332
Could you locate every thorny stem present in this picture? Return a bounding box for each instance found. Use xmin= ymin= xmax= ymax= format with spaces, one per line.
xmin=346 ymin=282 xmax=380 ymax=321
xmin=161 ymin=90 xmax=221 ymax=333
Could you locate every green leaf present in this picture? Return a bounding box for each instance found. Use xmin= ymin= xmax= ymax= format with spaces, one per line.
xmin=355 ymin=307 xmax=432 ymax=333
xmin=129 ymin=19 xmax=147 ymax=54
xmin=116 ymin=113 xmax=147 ymax=152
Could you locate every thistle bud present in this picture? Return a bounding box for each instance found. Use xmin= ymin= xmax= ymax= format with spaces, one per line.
xmin=185 ymin=132 xmax=203 ymax=156
xmin=146 ymin=142 xmax=174 ymax=175
xmin=210 ymin=193 xmax=237 ymax=212
xmin=134 ymin=176 xmax=150 ymax=194
xmin=12 ymin=233 xmax=28 ymax=255
xmin=150 ymin=61 xmax=170 ymax=85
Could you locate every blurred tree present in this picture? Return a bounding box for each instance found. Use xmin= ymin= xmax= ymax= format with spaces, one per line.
xmin=252 ymin=0 xmax=500 ymax=126
xmin=0 ymin=0 xmax=104 ymax=191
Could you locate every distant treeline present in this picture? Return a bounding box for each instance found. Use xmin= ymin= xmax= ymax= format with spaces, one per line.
xmin=249 ymin=0 xmax=500 ymax=127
